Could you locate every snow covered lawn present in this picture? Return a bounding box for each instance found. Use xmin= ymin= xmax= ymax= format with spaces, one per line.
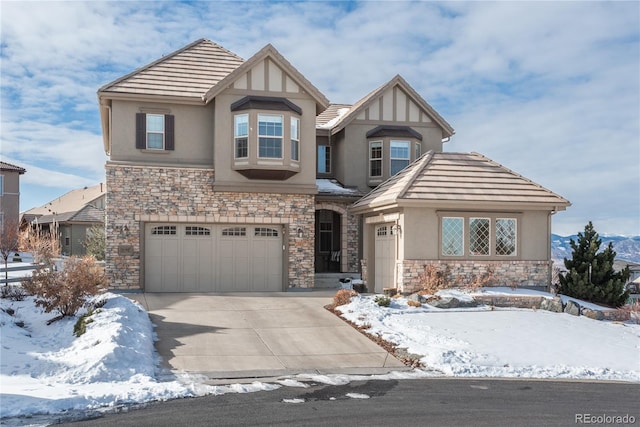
xmin=1 ymin=287 xmax=638 ymax=423
xmin=336 ymin=290 xmax=640 ymax=382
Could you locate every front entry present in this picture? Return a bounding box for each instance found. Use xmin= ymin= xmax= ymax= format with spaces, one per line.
xmin=314 ymin=209 xmax=341 ymax=273
xmin=374 ymin=223 xmax=395 ymax=293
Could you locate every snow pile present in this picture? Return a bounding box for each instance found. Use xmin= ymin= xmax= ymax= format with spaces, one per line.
xmin=336 ymin=294 xmax=640 ymax=382
xmin=2 ymin=294 xmax=216 ymax=420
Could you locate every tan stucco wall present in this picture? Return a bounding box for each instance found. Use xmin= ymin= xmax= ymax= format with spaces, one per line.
xmin=0 ymin=170 xmax=21 ymax=226
xmin=109 ymin=100 xmax=215 ymax=167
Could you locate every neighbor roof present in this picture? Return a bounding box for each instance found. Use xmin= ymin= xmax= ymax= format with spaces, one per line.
xmin=98 ymin=39 xmax=245 ymax=100
xmin=34 ymin=204 xmax=105 ymax=225
xmin=0 ymin=161 xmax=26 ymax=174
xmin=352 ymin=151 xmax=571 ymax=212
xmin=23 ymin=183 xmax=106 ymax=217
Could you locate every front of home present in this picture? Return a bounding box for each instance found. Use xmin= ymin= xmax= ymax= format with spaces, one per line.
xmin=98 ymin=39 xmax=569 ymax=293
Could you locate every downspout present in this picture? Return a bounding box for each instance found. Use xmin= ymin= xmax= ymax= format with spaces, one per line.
xmin=548 ymin=208 xmax=556 ymax=290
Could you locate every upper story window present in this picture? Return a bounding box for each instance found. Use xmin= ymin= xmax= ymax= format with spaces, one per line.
xmin=390 ymin=140 xmax=410 ymax=175
xmin=258 ymin=114 xmax=283 ymax=158
xmin=291 ymin=117 xmax=300 ymax=161
xmin=230 ymin=96 xmax=303 ymax=180
xmin=415 ymin=142 xmax=422 ymax=159
xmin=234 ymin=114 xmax=249 ymax=159
xmin=369 ymin=141 xmax=383 ymax=177
xmin=0 ymin=175 xmax=3 ymax=195
xmin=136 ymin=113 xmax=175 ymax=151
xmin=317 ymin=146 xmax=331 ymax=174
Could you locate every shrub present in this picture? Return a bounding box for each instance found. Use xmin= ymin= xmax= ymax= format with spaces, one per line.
xmin=73 ymin=308 xmax=101 ymax=337
xmin=418 ymin=264 xmax=451 ymax=295
xmin=84 ymin=223 xmax=106 ymax=261
xmin=332 ymin=289 xmax=358 ymax=308
xmin=374 ymin=295 xmax=391 ymax=307
xmin=19 ymin=224 xmax=60 ymax=266
xmin=0 ymin=284 xmax=29 ymax=301
xmin=22 ymin=256 xmax=106 ymax=322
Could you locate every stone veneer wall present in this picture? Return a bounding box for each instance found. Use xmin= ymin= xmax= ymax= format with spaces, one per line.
xmin=106 ymin=164 xmax=315 ymax=290
xmin=400 ymin=260 xmax=552 ymax=294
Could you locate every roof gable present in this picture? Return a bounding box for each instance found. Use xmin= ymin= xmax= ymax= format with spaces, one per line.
xmin=23 ymin=184 xmax=106 ymax=217
xmin=0 ymin=161 xmax=26 ymax=174
xmin=353 ymin=152 xmax=571 ymax=212
xmin=203 ymin=44 xmax=329 ymax=113
xmin=98 ymin=39 xmax=244 ymax=100
xmin=327 ymin=75 xmax=454 ymax=138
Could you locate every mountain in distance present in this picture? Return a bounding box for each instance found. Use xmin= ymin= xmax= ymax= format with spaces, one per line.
xmin=551 ymin=234 xmax=640 ymax=264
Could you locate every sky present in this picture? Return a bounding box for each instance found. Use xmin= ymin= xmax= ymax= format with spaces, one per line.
xmin=1 ymin=1 xmax=638 ymax=236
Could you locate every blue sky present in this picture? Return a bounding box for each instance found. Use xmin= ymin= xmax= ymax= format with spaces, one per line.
xmin=1 ymin=1 xmax=638 ymax=236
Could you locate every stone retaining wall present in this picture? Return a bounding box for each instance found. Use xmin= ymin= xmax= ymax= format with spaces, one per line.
xmin=401 ymin=259 xmax=551 ymax=294
xmin=106 ymin=164 xmax=314 ymax=290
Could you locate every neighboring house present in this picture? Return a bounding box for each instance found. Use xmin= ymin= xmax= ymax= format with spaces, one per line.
xmin=0 ymin=161 xmax=26 ymax=232
xmin=614 ymin=260 xmax=640 ymax=293
xmin=22 ymin=184 xmax=106 ymax=256
xmin=97 ymin=39 xmax=569 ymax=293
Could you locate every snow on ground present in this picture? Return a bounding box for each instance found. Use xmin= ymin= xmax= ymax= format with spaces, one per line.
xmin=336 ymin=290 xmax=640 ymax=382
xmin=1 ymin=284 xmax=639 ymax=424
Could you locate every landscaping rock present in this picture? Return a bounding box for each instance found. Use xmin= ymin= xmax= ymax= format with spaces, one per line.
xmin=457 ymin=299 xmax=478 ymax=308
xmin=429 ymin=297 xmax=460 ymax=309
xmin=564 ymin=300 xmax=581 ymax=316
xmin=408 ymin=293 xmax=427 ymax=303
xmin=540 ymin=297 xmax=563 ymax=313
xmin=582 ymin=308 xmax=605 ymax=321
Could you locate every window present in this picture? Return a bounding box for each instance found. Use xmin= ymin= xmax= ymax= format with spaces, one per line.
xmin=441 ymin=217 xmax=464 ymax=256
xmin=415 ymin=142 xmax=422 ymax=159
xmin=185 ymin=226 xmax=211 ymax=236
xmin=291 ymin=117 xmax=300 ymax=161
xmin=0 ymin=175 xmax=3 ymax=195
xmin=440 ymin=215 xmax=518 ymax=258
xmin=222 ymin=227 xmax=246 ymax=237
xmin=376 ymin=226 xmax=388 ymax=237
xmin=151 ymin=226 xmax=176 ymax=235
xmin=319 ymin=210 xmax=333 ymax=252
xmin=369 ymin=141 xmax=382 ymax=177
xmin=258 ymin=114 xmax=283 ymax=158
xmin=390 ymin=140 xmax=410 ymax=175
xmin=255 ymin=227 xmax=278 ymax=237
xmin=496 ymin=218 xmax=517 ymax=256
xmin=136 ymin=113 xmax=175 ymax=151
xmin=234 ymin=114 xmax=248 ymax=159
xmin=469 ymin=218 xmax=490 ymax=256
xmin=318 ymin=146 xmax=331 ymax=174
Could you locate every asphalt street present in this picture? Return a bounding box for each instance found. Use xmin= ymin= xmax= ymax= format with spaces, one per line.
xmin=65 ymin=378 xmax=639 ymax=426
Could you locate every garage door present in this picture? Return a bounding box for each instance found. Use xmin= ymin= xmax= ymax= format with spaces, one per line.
xmin=374 ymin=224 xmax=395 ymax=293
xmin=145 ymin=224 xmax=283 ymax=292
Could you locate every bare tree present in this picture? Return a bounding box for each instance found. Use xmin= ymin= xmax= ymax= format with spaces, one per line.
xmin=0 ymin=218 xmax=21 ymax=284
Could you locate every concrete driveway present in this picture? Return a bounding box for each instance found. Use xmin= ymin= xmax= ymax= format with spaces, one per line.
xmin=130 ymin=291 xmax=405 ymax=381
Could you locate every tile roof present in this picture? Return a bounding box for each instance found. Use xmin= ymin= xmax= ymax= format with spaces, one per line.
xmin=99 ymin=39 xmax=244 ymax=99
xmin=35 ymin=204 xmax=104 ymax=225
xmin=316 ymin=104 xmax=352 ymax=129
xmin=23 ymin=183 xmax=106 ymax=217
xmin=0 ymin=161 xmax=26 ymax=174
xmin=353 ymin=151 xmax=571 ymax=211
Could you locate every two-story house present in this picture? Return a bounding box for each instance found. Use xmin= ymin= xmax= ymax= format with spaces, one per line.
xmin=98 ymin=39 xmax=570 ymax=293
xmin=0 ymin=161 xmax=26 ymax=233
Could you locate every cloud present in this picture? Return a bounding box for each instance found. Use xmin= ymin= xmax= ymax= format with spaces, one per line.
xmin=0 ymin=1 xmax=638 ymax=235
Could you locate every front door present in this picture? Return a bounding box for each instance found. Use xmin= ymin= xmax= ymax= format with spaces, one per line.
xmin=314 ymin=209 xmax=341 ymax=273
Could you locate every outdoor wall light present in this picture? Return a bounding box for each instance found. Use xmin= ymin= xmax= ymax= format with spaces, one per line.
xmin=297 ymin=227 xmax=304 ymax=238
xmin=391 ymin=224 xmax=402 ymax=235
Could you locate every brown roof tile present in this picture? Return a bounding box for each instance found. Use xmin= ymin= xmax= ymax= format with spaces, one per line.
xmin=0 ymin=161 xmax=26 ymax=174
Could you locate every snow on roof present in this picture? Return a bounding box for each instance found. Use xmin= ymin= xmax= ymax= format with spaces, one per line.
xmin=316 ymin=105 xmax=351 ymax=129
xmin=316 ymin=179 xmax=363 ymax=196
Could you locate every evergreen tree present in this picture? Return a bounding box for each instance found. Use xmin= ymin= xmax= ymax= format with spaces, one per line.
xmin=558 ymin=221 xmax=630 ymax=307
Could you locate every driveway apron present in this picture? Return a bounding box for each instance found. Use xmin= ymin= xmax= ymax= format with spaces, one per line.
xmin=130 ymin=291 xmax=405 ymax=380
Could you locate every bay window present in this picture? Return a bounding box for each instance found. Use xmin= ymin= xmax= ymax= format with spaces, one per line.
xmin=258 ymin=114 xmax=283 ymax=158
xmin=234 ymin=114 xmax=249 ymax=158
xmin=390 ymin=140 xmax=410 ymax=175
xmin=369 ymin=141 xmax=382 ymax=177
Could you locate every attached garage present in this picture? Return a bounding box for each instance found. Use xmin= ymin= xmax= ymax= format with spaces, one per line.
xmin=144 ymin=223 xmax=283 ymax=292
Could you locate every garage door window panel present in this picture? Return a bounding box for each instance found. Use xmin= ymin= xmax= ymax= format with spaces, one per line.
xmin=186 ymin=226 xmax=211 ymax=236
xmin=255 ymin=227 xmax=278 ymax=237
xmin=152 ymin=226 xmax=176 ymax=235
xmin=222 ymin=227 xmax=247 ymax=237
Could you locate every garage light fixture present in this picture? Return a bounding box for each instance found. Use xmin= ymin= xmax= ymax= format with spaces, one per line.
xmin=297 ymin=227 xmax=304 ymax=238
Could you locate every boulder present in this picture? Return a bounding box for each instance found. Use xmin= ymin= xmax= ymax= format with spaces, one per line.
xmin=564 ymin=300 xmax=581 ymax=316
xmin=429 ymin=297 xmax=460 ymax=309
xmin=457 ymin=299 xmax=478 ymax=308
xmin=582 ymin=308 xmax=604 ymax=321
xmin=408 ymin=293 xmax=428 ymax=303
xmin=540 ymin=297 xmax=563 ymax=313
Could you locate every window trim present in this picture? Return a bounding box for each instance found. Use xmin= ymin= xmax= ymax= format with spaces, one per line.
xmin=136 ymin=113 xmax=175 ymax=151
xmin=317 ymin=145 xmax=331 ymax=174
xmin=441 ymin=217 xmax=464 ymax=257
xmin=0 ymin=175 xmax=3 ymax=195
xmin=496 ymin=217 xmax=518 ymax=256
xmin=290 ymin=117 xmax=300 ymax=162
xmin=234 ymin=114 xmax=249 ymax=159
xmin=437 ymin=212 xmax=521 ymax=260
xmin=389 ymin=140 xmax=410 ymax=175
xmin=257 ymin=113 xmax=284 ymax=159
xmin=369 ymin=140 xmax=383 ymax=178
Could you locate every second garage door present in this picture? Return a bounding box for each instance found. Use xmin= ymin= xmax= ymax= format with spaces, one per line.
xmin=145 ymin=224 xmax=283 ymax=292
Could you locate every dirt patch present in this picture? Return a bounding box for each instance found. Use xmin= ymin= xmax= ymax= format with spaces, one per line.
xmin=325 ymin=304 xmax=424 ymax=368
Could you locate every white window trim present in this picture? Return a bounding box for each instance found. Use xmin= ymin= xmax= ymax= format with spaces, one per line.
xmin=469 ymin=217 xmax=491 ymax=257
xmin=415 ymin=142 xmax=422 ymax=159
xmin=496 ymin=217 xmax=518 ymax=257
xmin=369 ymin=140 xmax=383 ymax=178
xmin=441 ymin=217 xmax=465 ymax=257
xmin=257 ymin=113 xmax=284 ymax=160
xmin=390 ymin=140 xmax=410 ymax=175
xmin=234 ymin=114 xmax=249 ymax=159
xmin=146 ymin=113 xmax=165 ymax=150
xmin=291 ymin=117 xmax=300 ymax=162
